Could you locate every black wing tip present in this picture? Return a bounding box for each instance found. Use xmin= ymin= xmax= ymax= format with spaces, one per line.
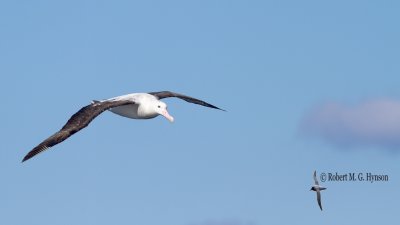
xmin=21 ymin=154 xmax=31 ymax=163
xmin=213 ymin=106 xmax=227 ymax=112
xmin=21 ymin=145 xmax=49 ymax=163
xmin=204 ymin=102 xmax=226 ymax=111
xmin=22 ymin=151 xmax=37 ymax=162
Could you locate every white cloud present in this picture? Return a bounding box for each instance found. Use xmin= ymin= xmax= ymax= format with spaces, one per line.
xmin=300 ymin=99 xmax=400 ymax=149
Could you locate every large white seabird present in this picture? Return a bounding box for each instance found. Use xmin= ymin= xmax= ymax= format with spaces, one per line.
xmin=22 ymin=91 xmax=224 ymax=162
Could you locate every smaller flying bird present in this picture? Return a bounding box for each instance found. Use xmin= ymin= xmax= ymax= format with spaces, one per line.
xmin=310 ymin=170 xmax=327 ymax=211
xmin=22 ymin=91 xmax=224 ymax=162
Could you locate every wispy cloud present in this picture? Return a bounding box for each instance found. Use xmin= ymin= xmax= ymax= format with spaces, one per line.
xmin=300 ymin=99 xmax=400 ymax=149
xmin=188 ymin=219 xmax=255 ymax=225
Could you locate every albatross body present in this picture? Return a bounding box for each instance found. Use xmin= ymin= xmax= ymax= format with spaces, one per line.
xmin=22 ymin=91 xmax=223 ymax=162
xmin=104 ymin=93 xmax=171 ymax=120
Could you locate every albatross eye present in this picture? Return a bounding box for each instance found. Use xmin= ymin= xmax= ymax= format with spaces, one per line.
xmin=158 ymin=105 xmax=161 ymax=108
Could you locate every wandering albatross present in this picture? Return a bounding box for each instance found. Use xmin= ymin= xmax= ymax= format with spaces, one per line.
xmin=22 ymin=91 xmax=224 ymax=162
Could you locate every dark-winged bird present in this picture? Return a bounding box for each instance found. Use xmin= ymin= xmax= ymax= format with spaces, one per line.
xmin=22 ymin=91 xmax=224 ymax=162
xmin=310 ymin=170 xmax=327 ymax=211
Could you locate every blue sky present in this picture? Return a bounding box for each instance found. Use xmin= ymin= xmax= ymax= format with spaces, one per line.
xmin=1 ymin=1 xmax=399 ymax=224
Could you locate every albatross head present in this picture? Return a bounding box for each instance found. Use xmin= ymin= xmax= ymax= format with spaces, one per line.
xmin=154 ymin=101 xmax=174 ymax=122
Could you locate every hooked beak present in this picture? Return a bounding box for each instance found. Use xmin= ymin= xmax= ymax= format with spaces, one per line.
xmin=161 ymin=109 xmax=174 ymax=122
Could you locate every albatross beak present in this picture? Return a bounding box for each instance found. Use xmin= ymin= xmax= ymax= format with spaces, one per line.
xmin=162 ymin=110 xmax=174 ymax=122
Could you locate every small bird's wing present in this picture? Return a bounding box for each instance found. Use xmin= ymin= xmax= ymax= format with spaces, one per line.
xmin=149 ymin=91 xmax=225 ymax=111
xmin=317 ymin=191 xmax=323 ymax=211
xmin=22 ymin=100 xmax=135 ymax=162
xmin=313 ymin=170 xmax=319 ymax=185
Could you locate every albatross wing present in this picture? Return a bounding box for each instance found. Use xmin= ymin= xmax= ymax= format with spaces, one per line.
xmin=22 ymin=100 xmax=134 ymax=162
xmin=149 ymin=91 xmax=225 ymax=111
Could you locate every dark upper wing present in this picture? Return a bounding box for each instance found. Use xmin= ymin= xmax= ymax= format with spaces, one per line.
xmin=149 ymin=91 xmax=225 ymax=111
xmin=317 ymin=191 xmax=323 ymax=211
xmin=22 ymin=100 xmax=134 ymax=162
xmin=313 ymin=170 xmax=319 ymax=185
